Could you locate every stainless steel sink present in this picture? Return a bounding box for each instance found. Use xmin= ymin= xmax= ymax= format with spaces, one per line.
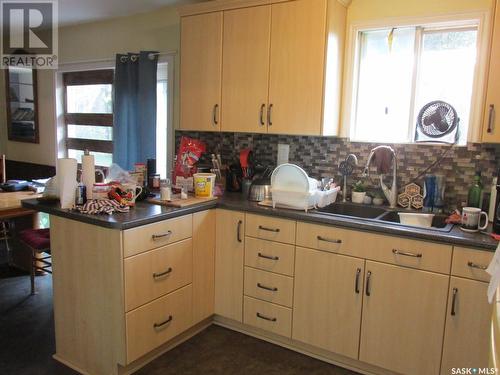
xmin=377 ymin=210 xmax=454 ymax=232
xmin=315 ymin=203 xmax=387 ymax=219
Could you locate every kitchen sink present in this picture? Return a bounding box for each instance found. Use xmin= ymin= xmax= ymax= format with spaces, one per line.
xmin=377 ymin=210 xmax=454 ymax=232
xmin=315 ymin=202 xmax=387 ymax=219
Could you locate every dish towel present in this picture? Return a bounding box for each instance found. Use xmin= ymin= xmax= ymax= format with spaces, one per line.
xmin=75 ymin=199 xmax=130 ymax=215
xmin=487 ymin=240 xmax=500 ymax=303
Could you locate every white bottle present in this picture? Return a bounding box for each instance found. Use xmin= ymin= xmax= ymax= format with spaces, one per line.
xmin=489 ymin=176 xmax=497 ymax=222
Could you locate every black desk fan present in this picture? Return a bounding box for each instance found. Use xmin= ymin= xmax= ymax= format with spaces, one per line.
xmin=415 ymin=100 xmax=460 ymax=143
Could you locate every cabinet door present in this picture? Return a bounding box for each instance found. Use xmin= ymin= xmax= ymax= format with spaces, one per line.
xmin=482 ymin=2 xmax=500 ymax=142
xmin=268 ymin=0 xmax=326 ymax=135
xmin=214 ymin=209 xmax=245 ymax=322
xmin=180 ymin=12 xmax=222 ymax=131
xmin=221 ymin=6 xmax=271 ymax=133
xmin=360 ymin=261 xmax=448 ymax=375
xmin=293 ymin=247 xmax=364 ymax=359
xmin=441 ymin=277 xmax=492 ymax=374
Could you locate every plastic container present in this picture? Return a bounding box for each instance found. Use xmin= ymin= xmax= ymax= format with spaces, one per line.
xmin=398 ymin=212 xmax=434 ymax=228
xmin=193 ymin=173 xmax=216 ymax=198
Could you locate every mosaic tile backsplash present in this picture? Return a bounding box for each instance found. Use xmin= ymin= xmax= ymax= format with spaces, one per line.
xmin=175 ymin=130 xmax=500 ymax=210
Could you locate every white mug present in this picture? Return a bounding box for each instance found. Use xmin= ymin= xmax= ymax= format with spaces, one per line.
xmin=461 ymin=207 xmax=488 ymax=232
xmin=121 ymin=183 xmax=143 ymax=204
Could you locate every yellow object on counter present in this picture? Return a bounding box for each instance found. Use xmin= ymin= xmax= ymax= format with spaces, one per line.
xmin=193 ymin=173 xmax=216 ymax=198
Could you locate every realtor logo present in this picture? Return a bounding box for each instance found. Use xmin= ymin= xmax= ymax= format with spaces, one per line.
xmin=1 ymin=0 xmax=58 ymax=69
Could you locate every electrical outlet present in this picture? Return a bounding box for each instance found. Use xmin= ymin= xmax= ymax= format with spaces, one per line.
xmin=277 ymin=144 xmax=289 ymax=165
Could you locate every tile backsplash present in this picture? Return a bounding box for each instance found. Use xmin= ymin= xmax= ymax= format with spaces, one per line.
xmin=175 ymin=130 xmax=500 ymax=210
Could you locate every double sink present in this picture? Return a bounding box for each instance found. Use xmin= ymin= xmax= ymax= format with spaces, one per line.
xmin=315 ymin=202 xmax=454 ymax=232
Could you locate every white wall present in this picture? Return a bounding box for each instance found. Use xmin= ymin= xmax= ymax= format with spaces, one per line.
xmin=0 ymin=5 xmax=181 ymax=166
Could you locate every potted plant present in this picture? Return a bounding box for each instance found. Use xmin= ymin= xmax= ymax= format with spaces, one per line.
xmin=351 ymin=181 xmax=366 ymax=204
xmin=372 ymin=190 xmax=385 ymax=206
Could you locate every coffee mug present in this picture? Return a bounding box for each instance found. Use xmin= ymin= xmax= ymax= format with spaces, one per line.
xmin=461 ymin=207 xmax=488 ymax=232
xmin=121 ymin=183 xmax=143 ymax=204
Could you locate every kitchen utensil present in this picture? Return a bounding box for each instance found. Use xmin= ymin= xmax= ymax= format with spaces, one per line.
xmin=398 ymin=212 xmax=434 ymax=228
xmin=248 ymin=167 xmax=272 ymax=202
xmin=460 ymin=207 xmax=488 ymax=232
xmin=271 ymin=164 xmax=319 ymax=210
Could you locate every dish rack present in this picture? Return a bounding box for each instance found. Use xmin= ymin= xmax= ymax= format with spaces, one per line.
xmin=270 ymin=164 xmax=339 ymax=212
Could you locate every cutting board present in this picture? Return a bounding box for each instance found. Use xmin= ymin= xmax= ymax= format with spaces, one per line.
xmin=147 ymin=194 xmax=217 ymax=208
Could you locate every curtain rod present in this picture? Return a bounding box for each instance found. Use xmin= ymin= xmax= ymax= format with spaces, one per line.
xmin=58 ymin=50 xmax=177 ymax=67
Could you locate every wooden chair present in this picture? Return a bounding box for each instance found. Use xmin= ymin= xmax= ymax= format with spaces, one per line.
xmin=19 ymin=228 xmax=51 ymax=294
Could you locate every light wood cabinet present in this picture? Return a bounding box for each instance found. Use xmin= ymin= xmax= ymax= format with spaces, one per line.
xmin=482 ymin=0 xmax=500 ymax=142
xmin=180 ymin=12 xmax=223 ymax=131
xmin=441 ymin=277 xmax=493 ymax=374
xmin=214 ymin=209 xmax=245 ymax=321
xmin=359 ymin=261 xmax=448 ymax=375
xmin=267 ymin=0 xmax=327 ymax=135
xmin=292 ymin=247 xmax=364 ymax=360
xmin=221 ymin=6 xmax=271 ymax=133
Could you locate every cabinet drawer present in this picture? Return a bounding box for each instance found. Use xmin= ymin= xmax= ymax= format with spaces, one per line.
xmin=124 ymin=239 xmax=193 ymax=311
xmin=126 ymin=284 xmax=192 ymax=363
xmin=243 ymin=296 xmax=292 ymax=338
xmin=244 ymin=237 xmax=295 ymax=276
xmin=123 ymin=215 xmax=193 ymax=257
xmin=297 ymin=221 xmax=452 ymax=274
xmin=245 ymin=214 xmax=296 ymax=244
xmin=244 ymin=267 xmax=293 ymax=307
xmin=452 ymin=247 xmax=493 ymax=282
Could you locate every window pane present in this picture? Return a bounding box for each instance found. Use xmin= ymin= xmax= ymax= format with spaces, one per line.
xmin=68 ymin=149 xmax=113 ymax=167
xmin=67 ymin=124 xmax=112 ymax=141
xmin=414 ymin=28 xmax=477 ymax=144
xmin=66 ymin=84 xmax=112 ymax=113
xmin=354 ymin=28 xmax=416 ymax=142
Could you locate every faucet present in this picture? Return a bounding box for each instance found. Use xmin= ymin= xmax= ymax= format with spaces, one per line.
xmin=363 ymin=146 xmax=397 ymax=208
xmin=339 ymin=154 xmax=358 ymax=203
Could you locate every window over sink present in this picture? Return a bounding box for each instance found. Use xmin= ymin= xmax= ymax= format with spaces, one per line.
xmin=349 ymin=22 xmax=479 ymax=145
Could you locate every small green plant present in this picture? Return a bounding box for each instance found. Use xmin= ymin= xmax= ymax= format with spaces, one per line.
xmin=352 ymin=181 xmax=366 ymax=193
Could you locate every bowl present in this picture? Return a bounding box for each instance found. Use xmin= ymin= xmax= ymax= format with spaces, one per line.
xmin=398 ymin=212 xmax=434 ymax=228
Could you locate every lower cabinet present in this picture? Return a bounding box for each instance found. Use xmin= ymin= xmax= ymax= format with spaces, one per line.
xmin=440 ymin=277 xmax=493 ymax=374
xmin=292 ymin=247 xmax=364 ymax=359
xmin=359 ymin=261 xmax=448 ymax=375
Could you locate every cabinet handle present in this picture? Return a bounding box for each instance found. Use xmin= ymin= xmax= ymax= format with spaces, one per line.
xmin=153 ymin=315 xmax=173 ymax=329
xmin=153 ymin=267 xmax=173 ymax=279
xmin=268 ymin=104 xmax=273 ymax=126
xmin=355 ymin=268 xmax=361 ymax=294
xmin=257 ymin=283 xmax=278 ymax=292
xmin=259 ymin=104 xmax=266 ymax=126
xmin=392 ymin=249 xmax=422 ymax=258
xmin=258 ymin=252 xmax=279 ymax=261
xmin=317 ymin=235 xmax=342 ymax=244
xmin=152 ymin=231 xmax=172 ymax=240
xmin=213 ymin=104 xmax=219 ymax=125
xmin=488 ymin=104 xmax=495 ymax=133
xmin=467 ymin=261 xmax=487 ymax=270
xmin=237 ymin=220 xmax=243 ymax=243
xmin=256 ymin=312 xmax=277 ymax=322
xmin=365 ymin=271 xmax=372 ymax=296
xmin=258 ymin=225 xmax=280 ymax=233
xmin=451 ymin=287 xmax=458 ymax=316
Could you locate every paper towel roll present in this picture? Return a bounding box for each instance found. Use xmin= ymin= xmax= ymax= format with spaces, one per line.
xmin=81 ymin=153 xmax=95 ymax=199
xmin=57 ymin=158 xmax=77 ymax=209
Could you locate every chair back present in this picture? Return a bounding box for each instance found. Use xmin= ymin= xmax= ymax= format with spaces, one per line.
xmin=0 ymin=155 xmax=5 ymax=184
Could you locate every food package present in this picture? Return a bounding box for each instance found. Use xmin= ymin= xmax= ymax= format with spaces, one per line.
xmin=173 ymin=136 xmax=206 ymax=192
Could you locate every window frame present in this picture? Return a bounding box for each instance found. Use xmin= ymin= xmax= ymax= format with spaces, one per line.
xmin=342 ymin=11 xmax=492 ymax=144
xmin=62 ymin=69 xmax=114 ymax=159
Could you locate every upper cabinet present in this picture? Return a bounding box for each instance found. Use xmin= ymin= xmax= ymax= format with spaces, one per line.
xmin=179 ymin=0 xmax=346 ymax=136
xmin=482 ymin=0 xmax=500 ymax=142
xmin=180 ymin=12 xmax=223 ymax=132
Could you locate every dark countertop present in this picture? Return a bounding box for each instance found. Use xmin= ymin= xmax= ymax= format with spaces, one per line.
xmin=22 ymin=193 xmax=499 ymax=251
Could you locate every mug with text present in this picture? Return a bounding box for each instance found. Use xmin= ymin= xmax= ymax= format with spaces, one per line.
xmin=461 ymin=207 xmax=488 ymax=232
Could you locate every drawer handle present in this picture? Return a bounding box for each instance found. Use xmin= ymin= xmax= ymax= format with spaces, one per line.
xmin=153 ymin=315 xmax=173 ymax=329
xmin=258 ymin=252 xmax=279 ymax=261
xmin=392 ymin=249 xmax=422 ymax=258
xmin=257 ymin=283 xmax=278 ymax=292
xmin=258 ymin=225 xmax=280 ymax=233
xmin=256 ymin=312 xmax=277 ymax=322
xmin=451 ymin=287 xmax=458 ymax=316
xmin=153 ymin=267 xmax=173 ymax=279
xmin=317 ymin=235 xmax=342 ymax=244
xmin=237 ymin=220 xmax=243 ymax=243
xmin=152 ymin=230 xmax=172 ymax=240
xmin=365 ymin=271 xmax=372 ymax=296
xmin=467 ymin=261 xmax=487 ymax=270
xmin=355 ymin=267 xmax=361 ymax=294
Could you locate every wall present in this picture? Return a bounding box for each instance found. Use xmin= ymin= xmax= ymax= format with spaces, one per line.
xmin=176 ymin=130 xmax=500 ymax=210
xmin=0 ymin=5 xmax=182 ymax=166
